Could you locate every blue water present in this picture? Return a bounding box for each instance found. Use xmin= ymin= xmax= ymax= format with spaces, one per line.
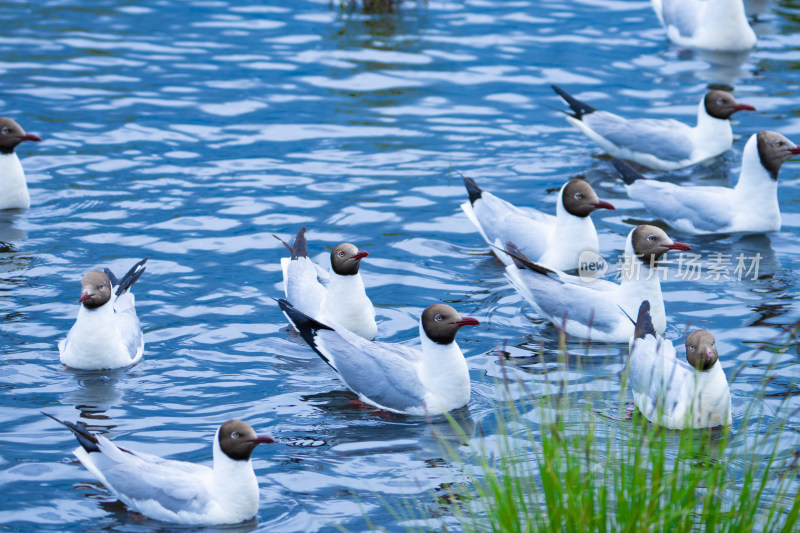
xmin=1 ymin=0 xmax=799 ymax=530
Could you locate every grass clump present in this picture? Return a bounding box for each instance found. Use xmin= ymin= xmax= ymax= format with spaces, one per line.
xmin=432 ymin=336 xmax=800 ymax=532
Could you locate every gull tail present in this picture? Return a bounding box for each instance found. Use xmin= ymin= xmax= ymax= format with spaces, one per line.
xmin=611 ymin=158 xmax=646 ymax=185
xmin=42 ymin=412 xmax=101 ymax=454
xmin=105 ymin=257 xmax=149 ymax=297
xmin=633 ymin=300 xmax=656 ymax=339
xmin=551 ymin=84 xmax=596 ymax=119
xmin=463 ymin=177 xmax=482 ymax=205
xmin=273 ymin=226 xmax=308 ymax=260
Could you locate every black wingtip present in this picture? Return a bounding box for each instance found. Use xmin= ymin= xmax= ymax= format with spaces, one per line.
xmin=277 ymin=298 xmax=334 ymax=334
xmin=463 ymin=177 xmax=482 ymax=205
xmin=42 ymin=412 xmax=101 ymax=453
xmin=551 ymin=84 xmax=595 ymax=119
xmin=277 ymin=299 xmax=337 ymax=370
xmin=633 ymin=300 xmax=656 ymax=339
xmin=611 ymin=158 xmax=645 ymax=185
xmin=103 ymin=268 xmax=119 ymax=287
xmin=274 ymin=227 xmax=308 ymax=260
xmin=500 ymin=241 xmax=557 ymax=276
xmin=113 ymin=257 xmax=149 ymax=297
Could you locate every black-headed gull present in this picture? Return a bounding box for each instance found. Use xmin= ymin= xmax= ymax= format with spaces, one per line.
xmin=552 ymin=85 xmax=755 ymax=170
xmin=652 ymin=0 xmax=756 ymax=51
xmin=613 ymin=131 xmax=800 ymax=235
xmin=275 ymin=227 xmax=377 ymax=340
xmin=503 ymin=225 xmax=691 ymax=343
xmin=460 ymin=177 xmax=615 ymax=271
xmin=59 ymin=257 xmax=148 ymax=370
xmin=45 ymin=413 xmax=274 ymax=525
xmin=278 ymin=299 xmax=479 ymax=416
xmin=628 ymin=301 xmax=731 ymax=429
xmin=0 ymin=117 xmax=41 ymax=210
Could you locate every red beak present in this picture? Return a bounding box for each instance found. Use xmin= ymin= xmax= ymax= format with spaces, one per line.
xmin=353 ymin=251 xmax=369 ymax=260
xmin=593 ymin=200 xmax=616 ymax=211
xmin=456 ymin=317 xmax=480 ymax=327
xmin=19 ymin=133 xmax=41 ymax=142
xmin=732 ymin=103 xmax=756 ymax=112
xmin=788 ymin=147 xmax=800 ymax=155
xmin=79 ymin=292 xmax=93 ymax=303
xmin=665 ymin=242 xmax=692 ymax=251
xmin=248 ymin=436 xmax=276 ymax=444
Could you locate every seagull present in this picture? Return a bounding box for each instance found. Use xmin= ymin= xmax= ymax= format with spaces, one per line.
xmin=612 ymin=131 xmax=800 ymax=235
xmin=552 ymin=85 xmax=755 ymax=170
xmin=503 ymin=225 xmax=691 ymax=343
xmin=278 ymin=299 xmax=479 ymax=416
xmin=460 ymin=177 xmax=615 ymax=271
xmin=628 ymin=301 xmax=731 ymax=429
xmin=275 ymin=227 xmax=377 ymax=340
xmin=59 ymin=257 xmax=148 ymax=370
xmin=44 ymin=413 xmax=275 ymax=525
xmin=0 ymin=117 xmax=42 ymax=210
xmin=652 ymin=0 xmax=756 ymax=51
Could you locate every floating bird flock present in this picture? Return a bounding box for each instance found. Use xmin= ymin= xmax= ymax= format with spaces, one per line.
xmin=26 ymin=1 xmax=797 ymax=525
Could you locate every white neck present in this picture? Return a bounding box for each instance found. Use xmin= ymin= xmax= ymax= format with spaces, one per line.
xmin=732 ymin=134 xmax=780 ymax=232
xmin=210 ymin=430 xmax=260 ymax=522
xmin=618 ymin=234 xmax=666 ymax=334
xmin=0 ymin=152 xmax=30 ymax=210
xmin=417 ymin=321 xmax=471 ymax=414
xmin=543 ymin=186 xmax=600 ymax=269
xmin=691 ymin=97 xmax=733 ymax=160
xmin=321 ymin=271 xmax=376 ymax=339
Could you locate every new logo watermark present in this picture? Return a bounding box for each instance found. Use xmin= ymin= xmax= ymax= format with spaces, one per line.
xmin=576 ymin=251 xmax=763 ymax=282
xmin=578 ymin=250 xmax=609 ymax=282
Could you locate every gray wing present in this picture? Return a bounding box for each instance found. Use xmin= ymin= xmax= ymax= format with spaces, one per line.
xmin=469 ymin=192 xmax=555 ymax=260
xmin=628 ymin=181 xmax=733 ymax=232
xmin=83 ymin=437 xmax=211 ymax=515
xmin=584 ymin=111 xmax=694 ymax=162
xmin=629 ymin=335 xmax=690 ymax=415
xmin=312 ymin=328 xmax=428 ymax=413
xmin=508 ymin=267 xmax=628 ymax=336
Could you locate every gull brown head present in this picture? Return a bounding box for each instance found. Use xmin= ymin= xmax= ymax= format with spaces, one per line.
xmin=330 ymin=243 xmax=368 ymax=276
xmin=218 ymin=420 xmax=275 ymax=462
xmin=685 ymin=329 xmax=718 ymax=371
xmin=561 ymin=179 xmax=615 ymax=217
xmin=756 ymin=131 xmax=800 ymax=181
xmin=79 ymin=270 xmax=112 ymax=309
xmin=421 ymin=304 xmax=480 ymax=346
xmin=703 ymin=90 xmax=755 ymax=120
xmin=631 ymin=225 xmax=691 ymax=267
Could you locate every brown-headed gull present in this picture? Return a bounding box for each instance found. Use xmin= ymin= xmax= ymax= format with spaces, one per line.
xmin=460 ymin=177 xmax=615 ymax=271
xmin=0 ymin=117 xmax=41 ymax=210
xmin=503 ymin=225 xmax=691 ymax=343
xmin=45 ymin=414 xmax=274 ymax=525
xmin=552 ymin=85 xmax=755 ymax=170
xmin=613 ymin=131 xmax=800 ymax=235
xmin=652 ymin=0 xmax=756 ymax=51
xmin=628 ymin=301 xmax=731 ymax=429
xmin=275 ymin=227 xmax=377 ymax=340
xmin=278 ymin=299 xmax=479 ymax=416
xmin=59 ymin=257 xmax=148 ymax=370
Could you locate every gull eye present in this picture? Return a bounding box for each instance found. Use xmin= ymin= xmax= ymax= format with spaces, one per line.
xmin=434 ymin=313 xmax=443 ymax=322
xmin=1 ymin=127 xmax=8 ymax=135
xmin=647 ymin=235 xmax=655 ymax=242
xmin=231 ymin=431 xmax=240 ymax=439
xmin=574 ymin=192 xmax=582 ymax=200
xmin=689 ymin=345 xmax=695 ymax=351
xmin=337 ymin=251 xmax=344 ymax=257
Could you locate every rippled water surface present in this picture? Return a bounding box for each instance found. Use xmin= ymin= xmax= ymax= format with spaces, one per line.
xmin=2 ymin=0 xmax=800 ymax=531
